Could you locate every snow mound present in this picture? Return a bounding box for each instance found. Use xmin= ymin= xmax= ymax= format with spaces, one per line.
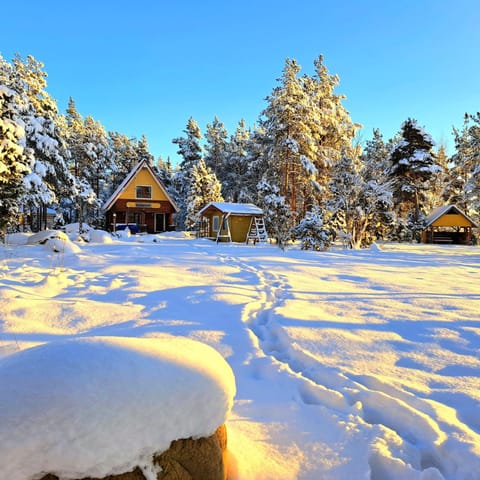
xmin=26 ymin=230 xmax=82 ymax=254
xmin=89 ymin=229 xmax=114 ymax=244
xmin=0 ymin=336 xmax=236 ymax=480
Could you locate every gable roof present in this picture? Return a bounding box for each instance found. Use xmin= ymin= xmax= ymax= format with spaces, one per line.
xmin=424 ymin=205 xmax=477 ymax=228
xmin=103 ymin=160 xmax=178 ymax=212
xmin=198 ymin=202 xmax=263 ymax=216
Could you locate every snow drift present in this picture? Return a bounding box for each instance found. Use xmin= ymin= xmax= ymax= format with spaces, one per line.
xmin=0 ymin=336 xmax=236 ymax=480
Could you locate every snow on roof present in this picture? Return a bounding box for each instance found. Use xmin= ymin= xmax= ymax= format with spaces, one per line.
xmin=424 ymin=205 xmax=477 ymax=227
xmin=103 ymin=160 xmax=178 ymax=212
xmin=0 ymin=336 xmax=235 ymax=480
xmin=199 ymin=202 xmax=263 ymax=215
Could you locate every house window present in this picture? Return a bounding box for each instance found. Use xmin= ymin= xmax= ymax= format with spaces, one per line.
xmin=136 ymin=185 xmax=152 ymax=199
xmin=212 ymin=215 xmax=220 ymax=232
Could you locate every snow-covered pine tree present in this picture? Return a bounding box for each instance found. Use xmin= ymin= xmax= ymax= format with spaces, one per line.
xmin=260 ymin=58 xmax=319 ymax=215
xmin=156 ymin=156 xmax=174 ymax=190
xmin=308 ymin=55 xmax=360 ymax=194
xmin=292 ymin=205 xmax=331 ymax=250
xmin=222 ymin=119 xmax=251 ymax=202
xmin=0 ymin=84 xmax=31 ymax=234
xmin=135 ymin=134 xmax=155 ymax=164
xmin=328 ymin=151 xmax=394 ymax=248
xmin=108 ymin=131 xmax=138 ymax=189
xmin=204 ymin=117 xmax=228 ymax=180
xmin=2 ymin=54 xmax=74 ymax=231
xmin=445 ymin=113 xmax=480 ymax=218
xmin=258 ymin=55 xmax=360 ymax=220
xmin=65 ymin=99 xmax=116 ymax=230
xmin=256 ymin=177 xmax=294 ymax=248
xmin=185 ymin=159 xmax=223 ymax=231
xmin=388 ymin=118 xmax=441 ymax=240
xmin=361 ymin=129 xmax=391 ymax=183
xmin=172 ymin=117 xmax=203 ymax=230
xmin=428 ymin=144 xmax=449 ymax=211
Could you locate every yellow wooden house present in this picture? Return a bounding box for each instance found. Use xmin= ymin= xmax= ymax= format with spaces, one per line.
xmin=103 ymin=160 xmax=178 ymax=233
xmin=422 ymin=205 xmax=477 ymax=244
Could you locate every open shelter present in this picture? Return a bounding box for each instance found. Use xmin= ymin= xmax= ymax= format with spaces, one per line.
xmin=421 ymin=205 xmax=477 ymax=245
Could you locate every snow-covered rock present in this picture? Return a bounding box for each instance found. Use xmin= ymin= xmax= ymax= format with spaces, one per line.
xmin=0 ymin=336 xmax=236 ymax=480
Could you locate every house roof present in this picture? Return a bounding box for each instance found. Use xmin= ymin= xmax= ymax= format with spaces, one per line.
xmin=198 ymin=202 xmax=263 ymax=216
xmin=103 ymin=160 xmax=178 ymax=212
xmin=424 ymin=205 xmax=477 ymax=228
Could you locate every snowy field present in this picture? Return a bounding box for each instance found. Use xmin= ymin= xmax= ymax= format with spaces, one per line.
xmin=1 ymin=231 xmax=479 ymax=480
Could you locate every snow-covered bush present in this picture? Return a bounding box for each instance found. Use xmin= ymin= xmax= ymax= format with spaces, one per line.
xmin=292 ymin=206 xmax=331 ymax=251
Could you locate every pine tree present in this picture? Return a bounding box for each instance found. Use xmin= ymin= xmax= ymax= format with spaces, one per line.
xmin=222 ymin=119 xmax=251 ymax=202
xmin=260 ymin=58 xmax=318 ymax=214
xmin=388 ymin=118 xmax=440 ymax=239
xmin=108 ymin=131 xmax=138 ymax=189
xmin=308 ymin=54 xmax=360 ymax=191
xmin=445 ymin=113 xmax=480 ymax=217
xmin=135 ymin=134 xmax=155 ymax=164
xmin=428 ymin=144 xmax=449 ymax=210
xmin=256 ymin=177 xmax=294 ymax=248
xmin=292 ymin=206 xmax=331 ymax=251
xmin=328 ymin=152 xmax=394 ymax=248
xmin=1 ymin=54 xmax=74 ymax=231
xmin=0 ymin=85 xmax=31 ymax=234
xmin=185 ymin=159 xmax=223 ymax=231
xmin=172 ymin=117 xmax=203 ymax=229
xmin=204 ymin=117 xmax=228 ymax=179
xmin=258 ymin=55 xmax=360 ymax=219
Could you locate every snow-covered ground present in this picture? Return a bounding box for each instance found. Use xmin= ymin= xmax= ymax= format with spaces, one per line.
xmin=1 ymin=231 xmax=479 ymax=480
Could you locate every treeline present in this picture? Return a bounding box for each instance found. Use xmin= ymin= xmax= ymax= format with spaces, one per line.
xmin=1 ymin=53 xmax=479 ymax=248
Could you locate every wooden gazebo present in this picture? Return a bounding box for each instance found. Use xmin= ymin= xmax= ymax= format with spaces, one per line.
xmin=422 ymin=205 xmax=477 ymax=245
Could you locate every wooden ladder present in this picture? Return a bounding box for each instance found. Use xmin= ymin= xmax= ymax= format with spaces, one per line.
xmin=246 ymin=216 xmax=268 ymax=244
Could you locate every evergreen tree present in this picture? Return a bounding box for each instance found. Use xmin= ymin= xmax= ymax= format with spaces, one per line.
xmin=361 ymin=129 xmax=391 ymax=183
xmin=256 ymin=177 xmax=294 ymax=248
xmin=135 ymin=134 xmax=155 ymax=164
xmin=108 ymin=131 xmax=138 ymax=189
xmin=292 ymin=206 xmax=331 ymax=250
xmin=428 ymin=144 xmax=449 ymax=210
xmin=1 ymin=54 xmax=74 ymax=230
xmin=446 ymin=113 xmax=480 ymax=217
xmin=260 ymin=58 xmax=319 ymax=214
xmin=328 ymin=152 xmax=394 ymax=248
xmin=0 ymin=85 xmax=31 ymax=234
xmin=258 ymin=55 xmax=359 ymax=219
xmin=185 ymin=159 xmax=223 ymax=231
xmin=222 ymin=119 xmax=251 ymax=202
xmin=172 ymin=117 xmax=203 ymax=229
xmin=204 ymin=116 xmax=228 ymax=179
xmin=308 ymin=54 xmax=360 ymax=191
xmin=388 ymin=118 xmax=440 ymax=239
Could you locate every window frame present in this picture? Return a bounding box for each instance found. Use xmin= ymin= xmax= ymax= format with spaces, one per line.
xmin=135 ymin=185 xmax=152 ymax=200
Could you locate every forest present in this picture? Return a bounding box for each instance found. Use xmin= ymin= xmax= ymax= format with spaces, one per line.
xmin=1 ymin=53 xmax=479 ymax=249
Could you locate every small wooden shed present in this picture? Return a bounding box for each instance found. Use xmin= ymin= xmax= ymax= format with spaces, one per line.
xmin=198 ymin=202 xmax=267 ymax=243
xmin=422 ymin=205 xmax=477 ymax=245
xmin=103 ymin=160 xmax=178 ymax=234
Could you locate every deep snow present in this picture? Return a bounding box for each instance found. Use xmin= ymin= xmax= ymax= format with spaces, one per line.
xmin=0 ymin=336 xmax=235 ymax=480
xmin=0 ymin=231 xmax=479 ymax=479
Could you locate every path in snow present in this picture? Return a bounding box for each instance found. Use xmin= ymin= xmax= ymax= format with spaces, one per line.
xmin=219 ymin=249 xmax=480 ymax=480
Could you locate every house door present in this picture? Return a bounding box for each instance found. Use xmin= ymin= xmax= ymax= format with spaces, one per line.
xmin=155 ymin=213 xmax=166 ymax=232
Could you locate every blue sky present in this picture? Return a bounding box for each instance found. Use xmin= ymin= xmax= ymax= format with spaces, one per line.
xmin=1 ymin=0 xmax=479 ymax=163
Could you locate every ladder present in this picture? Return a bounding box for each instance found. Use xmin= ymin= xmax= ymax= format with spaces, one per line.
xmin=246 ymin=216 xmax=268 ymax=244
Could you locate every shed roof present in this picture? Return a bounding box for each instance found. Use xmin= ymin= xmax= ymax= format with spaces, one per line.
xmin=424 ymin=205 xmax=477 ymax=228
xmin=199 ymin=202 xmax=263 ymax=216
xmin=103 ymin=160 xmax=178 ymax=212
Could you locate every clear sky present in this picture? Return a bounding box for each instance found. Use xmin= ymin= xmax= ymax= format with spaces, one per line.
xmin=1 ymin=0 xmax=479 ymax=163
